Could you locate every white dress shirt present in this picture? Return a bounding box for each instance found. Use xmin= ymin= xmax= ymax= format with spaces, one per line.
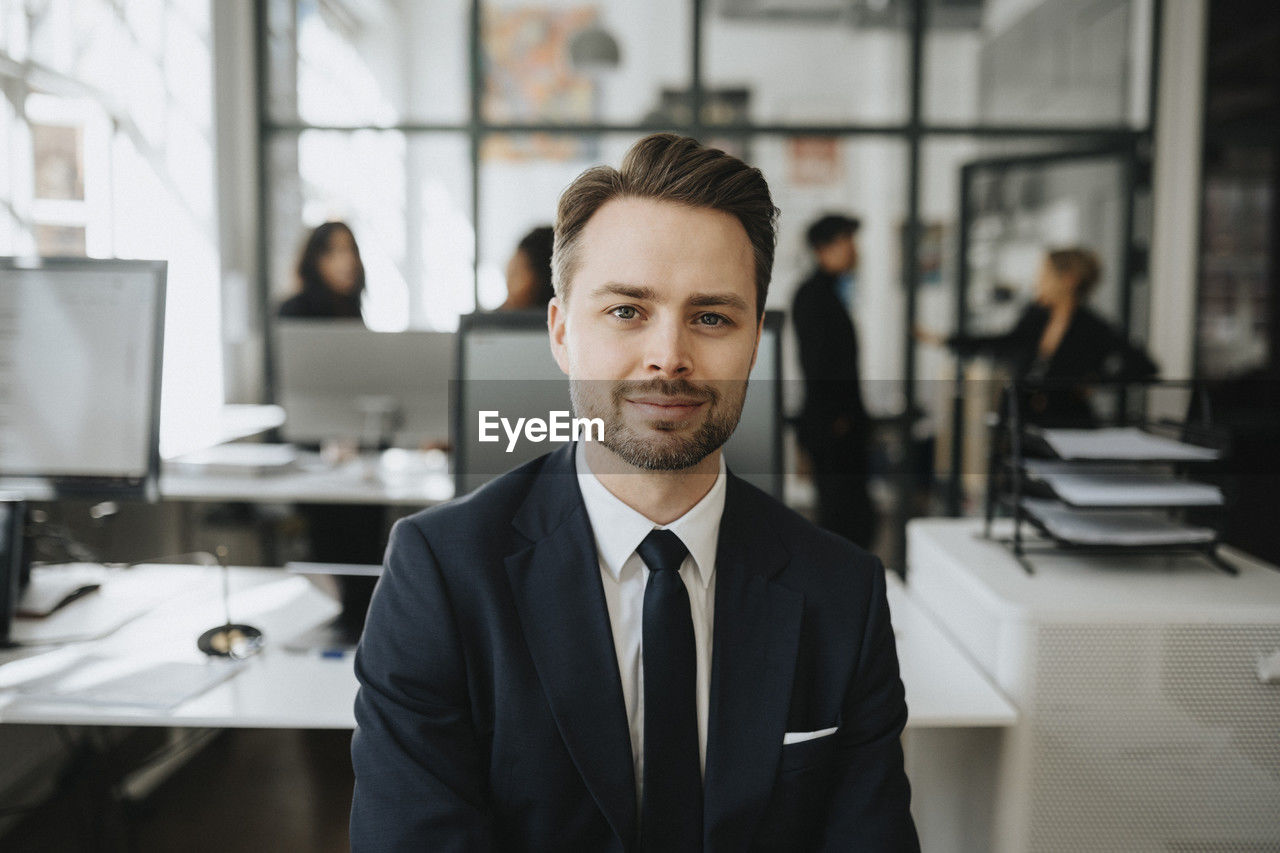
xmin=574 ymin=440 xmax=726 ymax=801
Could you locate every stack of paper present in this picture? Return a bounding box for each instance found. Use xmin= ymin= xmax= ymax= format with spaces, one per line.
xmin=1021 ymin=498 xmax=1217 ymax=547
xmin=1038 ymin=427 xmax=1220 ymax=462
xmin=1022 ymin=461 xmax=1224 ymax=508
xmin=168 ymin=442 xmax=299 ymax=476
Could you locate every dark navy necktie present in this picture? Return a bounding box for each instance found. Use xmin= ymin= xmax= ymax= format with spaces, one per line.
xmin=637 ymin=528 xmax=702 ymax=852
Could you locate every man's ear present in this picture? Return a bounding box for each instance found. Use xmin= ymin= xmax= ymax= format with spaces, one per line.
xmin=547 ymin=296 xmax=571 ymax=376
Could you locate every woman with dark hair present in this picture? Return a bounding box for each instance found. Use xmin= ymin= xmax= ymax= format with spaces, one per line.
xmin=499 ymin=225 xmax=555 ymax=311
xmin=919 ymin=247 xmax=1159 ymax=425
xmin=277 ymin=221 xmax=382 ymax=600
xmin=279 ymin=221 xmax=366 ymax=319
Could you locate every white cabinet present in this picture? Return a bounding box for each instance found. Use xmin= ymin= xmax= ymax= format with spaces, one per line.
xmin=907 ymin=518 xmax=1280 ymax=852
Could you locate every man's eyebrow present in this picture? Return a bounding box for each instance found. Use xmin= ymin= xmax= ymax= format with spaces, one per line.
xmin=688 ymin=292 xmax=751 ymax=313
xmin=589 ymin=282 xmax=658 ymax=301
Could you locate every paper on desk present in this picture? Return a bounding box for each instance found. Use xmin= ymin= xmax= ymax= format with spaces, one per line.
xmin=0 ymin=652 xmax=243 ymax=710
xmin=1021 ymin=498 xmax=1217 ymax=547
xmin=168 ymin=442 xmax=299 ymax=475
xmin=1022 ymin=461 xmax=1225 ymax=507
xmin=1039 ymin=427 xmax=1220 ymax=462
xmin=12 ymin=566 xmax=192 ymax=645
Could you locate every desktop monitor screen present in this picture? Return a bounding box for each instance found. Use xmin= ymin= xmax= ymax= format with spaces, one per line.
xmin=0 ymin=258 xmax=166 ymax=498
xmin=274 ymin=321 xmax=455 ymax=448
xmin=0 ymin=495 xmax=23 ymax=647
xmin=453 ymin=311 xmax=783 ymax=498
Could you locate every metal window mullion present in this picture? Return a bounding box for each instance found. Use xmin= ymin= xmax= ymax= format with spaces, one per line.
xmin=895 ymin=0 xmax=927 ymax=555
xmin=255 ymin=0 xmax=275 ymax=405
xmin=470 ymin=0 xmax=483 ymax=313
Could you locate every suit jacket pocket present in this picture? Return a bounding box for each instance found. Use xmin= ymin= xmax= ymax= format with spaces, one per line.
xmin=777 ymin=726 xmax=841 ymax=774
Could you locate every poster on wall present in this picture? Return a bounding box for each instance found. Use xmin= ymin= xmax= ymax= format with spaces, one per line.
xmin=787 ymin=137 xmax=843 ymax=187
xmin=482 ymin=6 xmax=598 ymax=161
xmin=31 ymin=123 xmax=85 ymax=201
xmin=783 ymin=136 xmax=844 ymax=185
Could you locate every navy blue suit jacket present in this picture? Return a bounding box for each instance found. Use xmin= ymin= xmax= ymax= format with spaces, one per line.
xmin=350 ymin=443 xmax=918 ymax=851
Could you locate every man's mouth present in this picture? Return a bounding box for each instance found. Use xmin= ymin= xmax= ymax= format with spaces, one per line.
xmin=626 ymin=396 xmax=708 ymax=417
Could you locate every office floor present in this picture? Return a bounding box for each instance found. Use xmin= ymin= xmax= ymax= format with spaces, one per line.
xmin=5 ymin=729 xmax=353 ymax=852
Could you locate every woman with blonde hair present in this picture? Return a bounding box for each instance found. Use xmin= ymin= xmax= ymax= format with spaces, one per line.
xmin=918 ymin=247 xmax=1158 ymax=425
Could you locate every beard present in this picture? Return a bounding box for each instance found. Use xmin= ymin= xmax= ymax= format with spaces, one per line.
xmin=569 ymin=376 xmax=747 ymax=471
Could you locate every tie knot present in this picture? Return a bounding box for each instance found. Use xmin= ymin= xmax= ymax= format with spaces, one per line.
xmin=637 ymin=529 xmax=689 ymax=574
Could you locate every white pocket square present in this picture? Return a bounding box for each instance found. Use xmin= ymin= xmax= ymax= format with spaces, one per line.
xmin=782 ymin=726 xmax=838 ymax=745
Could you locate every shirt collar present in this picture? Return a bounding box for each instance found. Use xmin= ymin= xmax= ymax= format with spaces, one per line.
xmin=575 ymin=441 xmax=726 ymax=588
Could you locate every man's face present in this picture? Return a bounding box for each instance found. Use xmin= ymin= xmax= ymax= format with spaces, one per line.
xmin=548 ymin=197 xmax=762 ymax=471
xmin=816 ymin=232 xmax=857 ymax=275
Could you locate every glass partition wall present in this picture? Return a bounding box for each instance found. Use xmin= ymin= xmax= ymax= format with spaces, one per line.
xmin=259 ymin=0 xmax=1160 ymax=563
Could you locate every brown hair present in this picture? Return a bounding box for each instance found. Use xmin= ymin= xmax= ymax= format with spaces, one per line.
xmin=1046 ymin=247 xmax=1101 ymax=301
xmin=553 ymin=133 xmax=779 ymax=318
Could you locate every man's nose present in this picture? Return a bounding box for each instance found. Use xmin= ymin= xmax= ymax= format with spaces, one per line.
xmin=643 ymin=319 xmax=693 ymax=377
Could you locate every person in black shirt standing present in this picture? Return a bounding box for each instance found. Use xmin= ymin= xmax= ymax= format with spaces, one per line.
xmin=792 ymin=214 xmax=876 ymax=549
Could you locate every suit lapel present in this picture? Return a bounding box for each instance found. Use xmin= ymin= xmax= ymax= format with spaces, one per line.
xmin=504 ymin=445 xmax=637 ymax=849
xmin=704 ymin=475 xmax=804 ymax=852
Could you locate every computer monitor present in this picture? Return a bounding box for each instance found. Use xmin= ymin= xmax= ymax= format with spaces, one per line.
xmin=0 ymin=495 xmax=25 ymax=648
xmin=453 ymin=310 xmax=784 ymax=497
xmin=0 ymin=257 xmax=166 ymax=499
xmin=274 ymin=320 xmax=455 ymax=448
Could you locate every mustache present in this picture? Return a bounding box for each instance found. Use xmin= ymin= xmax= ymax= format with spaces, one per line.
xmin=609 ymin=378 xmax=720 ymax=406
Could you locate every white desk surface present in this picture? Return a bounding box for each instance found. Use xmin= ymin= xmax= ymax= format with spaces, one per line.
xmin=0 ymin=565 xmax=356 ymax=729
xmin=907 ymin=518 xmax=1280 ymax=622
xmin=886 ymin=572 xmax=1017 ymax=728
xmin=1 ymin=563 xmax=1014 ymax=732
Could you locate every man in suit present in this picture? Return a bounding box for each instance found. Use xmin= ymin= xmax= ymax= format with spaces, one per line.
xmin=351 ymin=135 xmax=918 ymax=852
xmin=792 ymin=214 xmax=876 ymax=549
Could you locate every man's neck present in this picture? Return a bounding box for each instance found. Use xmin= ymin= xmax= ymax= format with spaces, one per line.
xmin=582 ymin=441 xmax=721 ymax=526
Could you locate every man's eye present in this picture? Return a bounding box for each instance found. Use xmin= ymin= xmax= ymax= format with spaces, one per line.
xmin=610 ymin=305 xmax=639 ymax=320
xmin=697 ymin=313 xmax=730 ymax=327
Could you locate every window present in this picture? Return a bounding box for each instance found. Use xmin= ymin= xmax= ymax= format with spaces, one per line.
xmin=260 ymin=0 xmax=1160 ymax=534
xmin=0 ymin=0 xmax=221 ymax=459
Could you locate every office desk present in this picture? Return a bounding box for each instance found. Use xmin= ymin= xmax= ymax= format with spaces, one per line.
xmin=1 ymin=563 xmax=1010 ymax=733
xmin=0 ymin=565 xmax=354 ymax=729
xmin=886 ymin=571 xmax=1016 ymax=728
xmin=161 ymin=448 xmax=455 ymax=507
xmin=1 ymin=561 xmax=1012 ymax=851
xmin=0 ymin=447 xmax=456 ymax=508
xmin=887 ymin=570 xmax=1016 ymax=853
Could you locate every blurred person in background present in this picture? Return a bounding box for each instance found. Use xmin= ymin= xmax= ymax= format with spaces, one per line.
xmin=917 ymin=247 xmax=1158 ymax=426
xmin=792 ymin=213 xmax=876 ymax=549
xmin=279 ymin=220 xmax=366 ymax=319
xmin=278 ymin=221 xmax=382 ymax=626
xmin=499 ymin=225 xmax=555 ymax=311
